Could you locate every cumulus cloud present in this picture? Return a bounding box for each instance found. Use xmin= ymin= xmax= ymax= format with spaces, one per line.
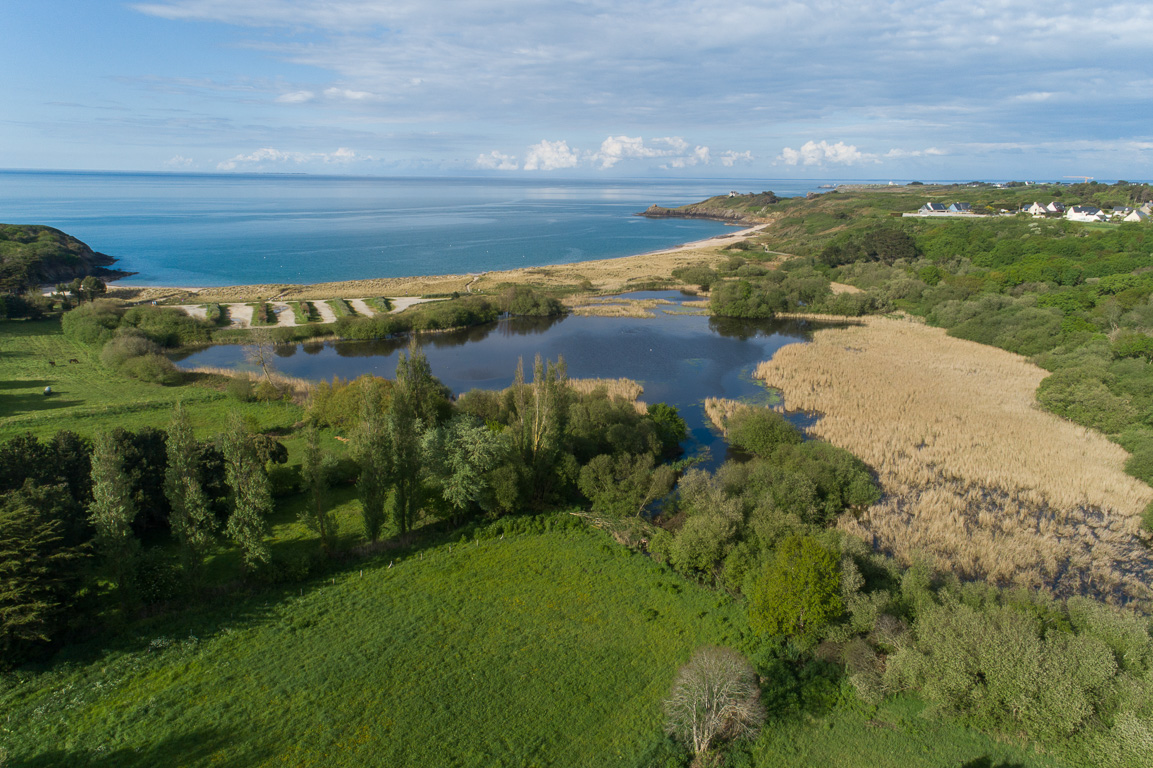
xmin=591 ymin=136 xmax=717 ymax=169
xmin=777 ymin=140 xmax=876 ymax=166
xmin=475 ymin=151 xmax=518 ymax=170
xmin=523 ymin=140 xmax=579 ymax=171
xmin=719 ymin=150 xmax=754 ymax=167
xmin=164 ymin=154 xmax=194 ymax=168
xmin=276 ymin=90 xmax=315 ymax=103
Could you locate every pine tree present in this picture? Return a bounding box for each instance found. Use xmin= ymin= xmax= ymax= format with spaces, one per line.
xmin=88 ymin=431 xmax=139 ymax=598
xmin=164 ymin=402 xmax=216 ymax=577
xmin=220 ymin=412 xmax=272 ymax=573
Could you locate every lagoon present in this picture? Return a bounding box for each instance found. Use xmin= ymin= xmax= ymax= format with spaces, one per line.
xmin=172 ymin=292 xmax=821 ymax=466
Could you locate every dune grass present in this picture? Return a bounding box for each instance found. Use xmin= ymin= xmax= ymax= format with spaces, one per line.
xmin=0 ymin=318 xmax=304 ymax=441
xmin=755 ymin=316 xmax=1153 ymax=606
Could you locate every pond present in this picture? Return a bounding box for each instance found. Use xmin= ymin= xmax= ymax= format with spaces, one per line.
xmin=172 ymin=292 xmax=822 ymax=468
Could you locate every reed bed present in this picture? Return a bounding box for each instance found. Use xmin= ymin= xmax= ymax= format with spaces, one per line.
xmin=565 ymin=297 xmax=674 ymax=318
xmin=703 ymin=397 xmax=749 ymax=434
xmin=189 ymin=365 xmax=314 ymax=404
xmin=755 ymin=316 xmax=1153 ymax=605
xmin=569 ymin=377 xmax=647 ymax=413
xmin=772 ymin=312 xmax=867 ymax=324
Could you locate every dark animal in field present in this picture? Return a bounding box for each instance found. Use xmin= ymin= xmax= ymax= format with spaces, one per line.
xmin=48 ymin=360 xmax=55 ymax=366
xmin=68 ymin=358 xmax=79 ymax=364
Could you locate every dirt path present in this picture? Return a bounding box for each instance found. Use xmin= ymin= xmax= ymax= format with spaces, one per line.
xmin=271 ymin=302 xmax=297 ymax=327
xmin=348 ymin=298 xmax=377 ymax=317
xmin=313 ymin=300 xmax=338 ymax=324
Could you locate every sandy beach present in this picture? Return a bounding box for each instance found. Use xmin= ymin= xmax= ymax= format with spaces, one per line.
xmin=106 ymin=220 xmax=770 ymax=305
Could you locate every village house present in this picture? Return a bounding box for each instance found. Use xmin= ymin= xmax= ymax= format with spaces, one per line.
xmin=918 ymin=202 xmax=947 ymax=214
xmin=1124 ymin=209 xmax=1150 ymax=223
xmin=1066 ymin=205 xmax=1106 ymax=223
xmin=947 ymin=202 xmax=973 ymax=214
xmin=1026 ymin=202 xmax=1048 ymax=216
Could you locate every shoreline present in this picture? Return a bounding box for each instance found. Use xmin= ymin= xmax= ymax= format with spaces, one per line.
xmin=107 ymin=220 xmax=772 ymax=304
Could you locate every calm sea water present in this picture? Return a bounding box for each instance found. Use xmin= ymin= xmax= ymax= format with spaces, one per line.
xmin=173 ymin=292 xmax=822 ymax=466
xmin=0 ymin=171 xmax=847 ymax=286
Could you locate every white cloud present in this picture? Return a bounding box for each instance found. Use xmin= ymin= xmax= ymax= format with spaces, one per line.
xmin=164 ymin=154 xmax=194 ymax=168
xmin=593 ymin=136 xmax=714 ymax=169
xmin=719 ymin=150 xmax=753 ymax=167
xmin=475 ymin=151 xmax=518 ymax=170
xmin=523 ymin=140 xmax=579 ymax=171
xmin=883 ymin=147 xmax=947 ymax=159
xmin=216 ymin=146 xmax=360 ymax=170
xmin=276 ymin=90 xmax=315 ymax=103
xmin=777 ymin=140 xmax=875 ymax=166
xmin=324 ymin=87 xmax=374 ymax=101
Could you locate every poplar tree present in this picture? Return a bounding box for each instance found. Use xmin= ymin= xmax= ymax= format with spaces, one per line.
xmin=300 ymin=425 xmax=335 ymax=552
xmin=164 ymin=403 xmax=216 ymax=577
xmin=352 ymin=383 xmax=391 ymax=542
xmin=88 ymin=431 xmax=139 ymax=597
xmin=221 ymin=412 xmax=272 ymax=572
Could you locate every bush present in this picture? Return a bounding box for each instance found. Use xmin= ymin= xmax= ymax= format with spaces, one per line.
xmin=671 ymin=265 xmax=719 ymax=291
xmin=726 ymin=407 xmax=803 ymax=456
xmin=227 ymin=374 xmax=255 ymax=402
xmin=709 ymin=280 xmax=783 ymax=319
xmin=121 ymin=305 xmax=213 ymax=347
xmin=1037 ymin=369 xmax=1136 ymax=433
xmin=61 ymin=299 xmax=124 ymax=345
xmin=503 ymin=285 xmax=564 ymax=317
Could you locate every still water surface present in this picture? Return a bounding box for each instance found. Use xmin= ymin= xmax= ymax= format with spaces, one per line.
xmin=173 ymin=292 xmax=822 ymax=466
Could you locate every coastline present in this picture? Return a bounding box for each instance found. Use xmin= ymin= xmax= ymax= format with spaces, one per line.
xmin=107 ymin=220 xmax=771 ymax=305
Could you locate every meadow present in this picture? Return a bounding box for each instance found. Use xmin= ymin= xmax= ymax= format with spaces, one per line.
xmin=0 ymin=523 xmax=1061 ymax=768
xmin=0 ymin=318 xmax=303 ymax=442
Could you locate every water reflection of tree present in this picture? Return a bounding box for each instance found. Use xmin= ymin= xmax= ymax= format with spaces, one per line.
xmin=707 ymin=316 xmax=814 ymax=342
xmin=501 ymin=315 xmax=564 ymax=336
xmin=273 ymin=343 xmax=297 ymax=358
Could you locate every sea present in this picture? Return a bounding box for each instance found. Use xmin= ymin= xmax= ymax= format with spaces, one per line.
xmin=0 ymin=171 xmax=865 ymax=286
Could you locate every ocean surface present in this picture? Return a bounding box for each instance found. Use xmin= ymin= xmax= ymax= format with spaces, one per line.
xmin=0 ymin=171 xmax=853 ymax=286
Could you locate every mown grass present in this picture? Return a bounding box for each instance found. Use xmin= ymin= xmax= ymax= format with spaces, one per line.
xmin=0 ymin=318 xmax=304 ymax=441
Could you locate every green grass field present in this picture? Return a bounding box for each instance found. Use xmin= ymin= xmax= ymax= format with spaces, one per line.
xmin=0 ymin=525 xmax=1063 ymax=768
xmin=0 ymin=318 xmax=304 ymax=441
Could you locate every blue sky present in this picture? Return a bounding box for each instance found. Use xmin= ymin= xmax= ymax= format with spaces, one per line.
xmin=2 ymin=1 xmax=1151 ymax=179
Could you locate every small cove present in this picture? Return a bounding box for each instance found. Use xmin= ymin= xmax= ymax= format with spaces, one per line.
xmin=172 ymin=291 xmax=823 ymax=467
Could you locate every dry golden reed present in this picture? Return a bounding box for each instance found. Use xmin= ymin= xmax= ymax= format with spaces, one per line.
xmin=755 ymin=316 xmax=1153 ymax=606
xmin=703 ymin=397 xmax=749 ymax=435
xmin=189 ymin=366 xmax=313 ymax=404
xmin=568 ymin=378 xmax=647 ymax=414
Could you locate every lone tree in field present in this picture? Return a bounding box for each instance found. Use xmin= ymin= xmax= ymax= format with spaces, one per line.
xmin=664 ymin=645 xmax=765 ymax=758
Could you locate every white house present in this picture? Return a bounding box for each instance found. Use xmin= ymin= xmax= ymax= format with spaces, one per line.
xmin=947 ymin=202 xmax=973 ymax=214
xmin=1123 ymin=209 xmax=1150 ymax=223
xmin=1026 ymin=202 xmax=1048 ymax=216
xmin=1046 ymin=202 xmax=1065 ymax=214
xmin=919 ymin=202 xmax=947 ymax=214
xmin=1067 ymin=205 xmax=1106 ymax=223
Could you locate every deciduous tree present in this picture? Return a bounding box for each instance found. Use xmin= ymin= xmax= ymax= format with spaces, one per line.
xmin=220 ymin=413 xmax=272 ymax=572
xmin=664 ymin=646 xmax=765 ymax=757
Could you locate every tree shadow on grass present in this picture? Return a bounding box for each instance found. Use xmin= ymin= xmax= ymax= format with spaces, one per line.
xmin=959 ymin=759 xmax=1026 ymax=768
xmin=0 ymin=377 xmax=49 ymax=390
xmin=1 ymin=392 xmax=83 ymax=418
xmin=11 ymin=727 xmax=272 ymax=768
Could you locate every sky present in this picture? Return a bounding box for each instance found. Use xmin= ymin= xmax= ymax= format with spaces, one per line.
xmin=1 ymin=1 xmax=1151 ymax=180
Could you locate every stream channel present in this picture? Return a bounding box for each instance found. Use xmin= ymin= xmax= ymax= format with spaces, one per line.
xmin=171 ymin=291 xmax=823 ymax=469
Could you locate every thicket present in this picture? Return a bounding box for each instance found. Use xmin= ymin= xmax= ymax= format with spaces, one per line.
xmin=501 ymin=284 xmax=565 ymax=317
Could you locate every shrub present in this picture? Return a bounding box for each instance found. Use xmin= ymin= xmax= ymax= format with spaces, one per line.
xmin=227 ymin=374 xmax=255 ymax=402
xmin=121 ymin=353 xmax=183 ymax=385
xmin=709 ymin=280 xmax=783 ymax=319
xmin=725 ymin=407 xmax=803 ymax=456
xmin=121 ymin=305 xmax=212 ymax=347
xmin=61 ymin=299 xmax=124 ymax=345
xmin=503 ymin=285 xmax=564 ymax=317
xmin=671 ymin=265 xmax=719 ymax=291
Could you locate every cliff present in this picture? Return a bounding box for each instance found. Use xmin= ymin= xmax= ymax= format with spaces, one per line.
xmin=0 ymin=224 xmax=133 ymax=291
